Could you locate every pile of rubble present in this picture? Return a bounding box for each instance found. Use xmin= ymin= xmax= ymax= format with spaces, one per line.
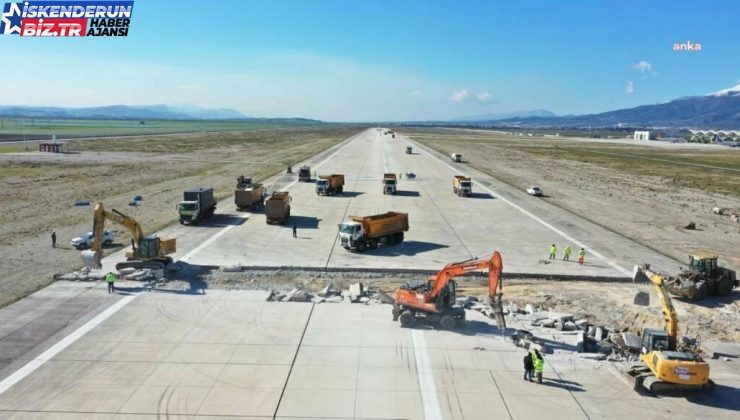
xmin=54 ymin=267 xmax=102 ymax=281
xmin=118 ymin=267 xmax=165 ymax=281
xmin=267 ymin=282 xmax=394 ymax=305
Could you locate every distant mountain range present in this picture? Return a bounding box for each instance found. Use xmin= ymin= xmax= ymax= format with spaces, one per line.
xmin=449 ymin=84 xmax=740 ymax=129
xmin=0 ymin=104 xmax=248 ymax=120
xmin=451 ymin=109 xmax=556 ymax=122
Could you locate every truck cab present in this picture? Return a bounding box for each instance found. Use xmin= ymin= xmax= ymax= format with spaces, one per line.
xmin=383 ymin=177 xmax=397 ymax=195
xmin=316 ymin=178 xmax=330 ymax=194
xmin=178 ymin=200 xmax=201 ymax=223
xmin=339 ymin=221 xmax=364 ymax=249
xmin=298 ymin=166 xmax=311 ymax=182
xmin=457 ymin=179 xmax=472 ymax=196
xmin=406 ymin=146 xmax=413 ymax=154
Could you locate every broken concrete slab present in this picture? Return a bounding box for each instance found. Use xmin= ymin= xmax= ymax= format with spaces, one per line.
xmin=348 ymin=282 xmax=364 ymax=301
xmin=318 ymin=283 xmax=333 ymax=297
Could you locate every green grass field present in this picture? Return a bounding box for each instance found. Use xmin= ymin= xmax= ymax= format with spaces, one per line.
xmin=0 ymin=117 xmax=324 ymax=139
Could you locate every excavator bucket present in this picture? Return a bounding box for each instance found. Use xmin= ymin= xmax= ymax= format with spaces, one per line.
xmin=81 ymin=250 xmax=102 ymax=271
xmin=633 ymin=264 xmax=650 ymax=283
xmin=633 ymin=291 xmax=650 ymax=306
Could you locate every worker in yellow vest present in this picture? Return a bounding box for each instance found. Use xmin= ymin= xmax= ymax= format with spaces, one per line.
xmin=549 ymin=244 xmax=557 ymax=260
xmin=105 ymin=272 xmax=116 ymax=293
xmin=563 ymin=246 xmax=572 ymax=261
xmin=578 ymin=248 xmax=586 ymax=265
xmin=531 ymin=348 xmax=545 ymax=383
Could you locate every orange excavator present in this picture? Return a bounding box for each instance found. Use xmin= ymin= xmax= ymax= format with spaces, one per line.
xmin=392 ymin=252 xmax=504 ymax=329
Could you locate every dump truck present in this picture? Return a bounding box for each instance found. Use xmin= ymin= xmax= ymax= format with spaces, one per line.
xmin=265 ymin=191 xmax=291 ymax=224
xmin=316 ymin=174 xmax=345 ymax=196
xmin=453 ymin=175 xmax=472 ymax=197
xmin=451 ymin=153 xmax=462 ymax=162
xmin=235 ymin=176 xmax=265 ymax=211
xmin=406 ymin=146 xmax=413 ymax=154
xmin=178 ymin=187 xmax=216 ymax=225
xmin=298 ymin=165 xmax=311 ymax=182
xmin=382 ymin=173 xmax=397 ymax=195
xmin=339 ymin=211 xmax=408 ymax=251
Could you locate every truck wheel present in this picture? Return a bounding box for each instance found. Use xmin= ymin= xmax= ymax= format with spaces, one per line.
xmin=396 ymin=233 xmax=404 ymax=244
xmin=357 ymin=242 xmax=366 ymax=252
xmin=439 ymin=315 xmax=456 ymax=330
xmin=399 ymin=310 xmax=415 ymax=327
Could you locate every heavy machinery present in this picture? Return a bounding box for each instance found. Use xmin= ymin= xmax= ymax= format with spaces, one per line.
xmin=316 ymin=174 xmax=345 ymax=196
xmin=298 ymin=165 xmax=311 ymax=182
xmin=406 ymin=146 xmax=413 ymax=154
xmin=392 ymin=252 xmax=505 ymax=329
xmin=235 ymin=176 xmax=265 ymax=211
xmin=339 ymin=211 xmax=408 ymax=251
xmin=178 ymin=187 xmax=216 ymax=225
xmin=453 ymin=175 xmax=472 ymax=197
xmin=628 ymin=265 xmax=712 ymax=392
xmin=382 ymin=173 xmax=397 ymax=195
xmin=637 ymin=255 xmax=737 ymax=300
xmin=81 ymin=202 xmax=176 ymax=271
xmin=265 ymin=191 xmax=291 ymax=224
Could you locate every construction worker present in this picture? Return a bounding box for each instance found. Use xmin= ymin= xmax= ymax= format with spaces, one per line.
xmin=523 ymin=350 xmax=534 ymax=382
xmin=563 ymin=245 xmax=572 ymax=261
xmin=105 ymin=272 xmax=116 ymax=293
xmin=292 ymin=223 xmax=298 ymax=238
xmin=532 ymin=348 xmax=545 ymax=383
xmin=578 ymin=248 xmax=586 ymax=265
xmin=51 ymin=231 xmax=56 ymax=248
xmin=549 ymin=244 xmax=557 ymax=260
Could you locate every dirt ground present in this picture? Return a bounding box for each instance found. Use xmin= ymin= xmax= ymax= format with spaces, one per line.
xmin=0 ymin=125 xmax=363 ymax=308
xmin=407 ymin=129 xmax=740 ymax=272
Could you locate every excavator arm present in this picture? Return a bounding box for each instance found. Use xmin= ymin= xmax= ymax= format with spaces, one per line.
xmin=633 ymin=265 xmax=678 ymax=341
xmin=82 ymin=202 xmax=146 ymax=270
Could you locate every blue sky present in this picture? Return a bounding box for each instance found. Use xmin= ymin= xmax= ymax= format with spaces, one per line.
xmin=1 ymin=0 xmax=738 ymax=121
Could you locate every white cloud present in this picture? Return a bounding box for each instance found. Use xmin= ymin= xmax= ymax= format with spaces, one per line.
xmin=449 ymin=89 xmax=470 ymax=102
xmin=625 ymin=81 xmax=634 ymax=94
xmin=633 ymin=60 xmax=652 ymax=73
xmin=475 ymin=92 xmax=492 ymax=102
xmin=449 ymin=89 xmax=493 ymax=103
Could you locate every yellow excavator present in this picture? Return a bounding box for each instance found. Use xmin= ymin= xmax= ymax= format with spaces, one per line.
xmin=81 ymin=202 xmax=176 ymax=272
xmin=629 ymin=265 xmax=712 ymax=392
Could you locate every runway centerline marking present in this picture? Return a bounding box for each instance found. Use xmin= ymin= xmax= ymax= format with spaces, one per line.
xmin=0 ymin=294 xmax=138 ymax=396
xmin=412 ymin=329 xmax=443 ymax=420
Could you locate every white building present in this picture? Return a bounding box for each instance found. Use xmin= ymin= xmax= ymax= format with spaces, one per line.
xmin=633 ymin=130 xmax=650 ymax=141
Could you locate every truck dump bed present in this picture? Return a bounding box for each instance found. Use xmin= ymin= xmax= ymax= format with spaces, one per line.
xmin=453 ymin=175 xmax=471 ymax=186
xmin=319 ymin=174 xmax=345 ymax=188
xmin=266 ymin=192 xmax=291 ymax=223
xmin=383 ymin=173 xmax=397 ymax=181
xmin=184 ymin=187 xmax=214 ymax=208
xmin=350 ymin=211 xmax=409 ymax=238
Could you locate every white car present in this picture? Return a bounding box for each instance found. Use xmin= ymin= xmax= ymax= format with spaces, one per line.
xmin=526 ymin=186 xmax=543 ymax=196
xmin=71 ymin=230 xmax=114 ymax=250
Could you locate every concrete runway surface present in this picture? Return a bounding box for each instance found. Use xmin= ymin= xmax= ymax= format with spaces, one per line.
xmin=1 ymin=281 xmax=738 ymax=419
xmin=98 ymin=128 xmax=678 ymax=277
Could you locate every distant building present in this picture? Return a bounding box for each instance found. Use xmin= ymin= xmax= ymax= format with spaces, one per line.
xmin=689 ymin=129 xmax=739 ymax=143
xmin=633 ymin=130 xmax=650 ymax=141
xmin=38 ymin=134 xmax=67 ymax=153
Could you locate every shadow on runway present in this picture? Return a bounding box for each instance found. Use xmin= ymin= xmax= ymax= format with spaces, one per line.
xmin=331 ymin=191 xmax=364 ymax=198
xmin=685 ymin=383 xmax=740 ymax=411
xmin=469 ymin=192 xmax=494 ymax=199
xmin=542 ymin=378 xmax=585 ymax=392
xmin=197 ymin=214 xmax=247 ymax=228
xmin=284 ymin=215 xmax=321 ymax=229
xmin=366 ymin=240 xmax=448 ymax=256
xmin=394 ymin=190 xmax=421 ymax=197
